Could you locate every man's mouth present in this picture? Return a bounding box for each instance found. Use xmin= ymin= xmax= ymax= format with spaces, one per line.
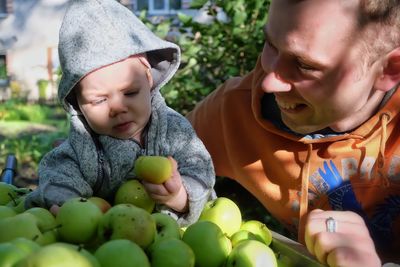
xmin=276 ymin=99 xmax=307 ymax=112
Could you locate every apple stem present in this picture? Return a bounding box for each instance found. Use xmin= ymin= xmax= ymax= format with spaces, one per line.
xmin=33 ymin=234 xmax=39 ymax=241
xmin=79 ymin=198 xmax=88 ymax=202
xmin=77 ymin=244 xmax=84 ymax=252
xmin=8 ymin=192 xmax=17 ymax=205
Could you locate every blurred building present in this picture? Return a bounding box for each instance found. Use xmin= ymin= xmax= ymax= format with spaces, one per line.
xmin=0 ymin=0 xmax=195 ymax=102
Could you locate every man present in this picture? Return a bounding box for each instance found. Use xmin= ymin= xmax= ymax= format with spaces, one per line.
xmin=187 ymin=0 xmax=400 ymax=266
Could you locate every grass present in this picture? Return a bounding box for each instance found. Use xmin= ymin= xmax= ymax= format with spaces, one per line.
xmin=0 ymin=100 xmax=69 ymax=183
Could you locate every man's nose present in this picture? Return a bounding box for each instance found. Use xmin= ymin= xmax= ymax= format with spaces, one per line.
xmin=261 ymin=48 xmax=292 ymax=93
xmin=261 ymin=71 xmax=291 ymax=93
xmin=108 ymin=96 xmax=127 ymax=117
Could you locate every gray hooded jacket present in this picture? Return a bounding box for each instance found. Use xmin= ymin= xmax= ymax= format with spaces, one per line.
xmin=25 ymin=0 xmax=216 ymax=225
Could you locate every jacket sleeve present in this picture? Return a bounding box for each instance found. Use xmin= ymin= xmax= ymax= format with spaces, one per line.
xmin=24 ymin=140 xmax=94 ymax=209
xmin=159 ymin=111 xmax=216 ymax=226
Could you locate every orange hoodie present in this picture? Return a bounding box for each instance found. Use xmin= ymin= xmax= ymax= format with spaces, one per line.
xmin=187 ymin=57 xmax=400 ymax=261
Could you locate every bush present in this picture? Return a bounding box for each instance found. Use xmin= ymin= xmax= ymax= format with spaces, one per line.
xmin=141 ymin=0 xmax=270 ymax=114
xmin=0 ymin=100 xmax=64 ymax=123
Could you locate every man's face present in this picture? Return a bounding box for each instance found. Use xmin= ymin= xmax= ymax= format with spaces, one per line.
xmin=77 ymin=57 xmax=153 ymax=140
xmin=261 ymin=0 xmax=385 ymax=134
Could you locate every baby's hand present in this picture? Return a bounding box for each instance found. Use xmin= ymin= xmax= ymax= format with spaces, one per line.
xmin=142 ymin=156 xmax=188 ymax=213
xmin=49 ymin=204 xmax=60 ymax=216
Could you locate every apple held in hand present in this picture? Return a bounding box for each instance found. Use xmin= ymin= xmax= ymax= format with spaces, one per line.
xmin=150 ymin=238 xmax=195 ymax=267
xmin=134 ymin=155 xmax=172 ymax=184
xmin=114 ymin=179 xmax=155 ymax=213
xmin=94 ymin=239 xmax=150 ymax=267
xmin=198 ymin=197 xmax=242 ymax=237
xmin=240 ymin=220 xmax=272 ymax=246
xmin=98 ymin=203 xmax=156 ymax=249
xmin=226 ymin=240 xmax=277 ymax=267
xmin=56 ymin=197 xmax=103 ymax=244
xmin=182 ymin=220 xmax=232 ymax=267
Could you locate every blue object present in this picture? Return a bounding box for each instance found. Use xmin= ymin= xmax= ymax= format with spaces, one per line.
xmin=1 ymin=154 xmax=17 ymax=184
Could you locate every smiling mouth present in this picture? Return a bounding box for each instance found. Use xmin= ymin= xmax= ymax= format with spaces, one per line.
xmin=276 ymin=100 xmax=307 ymax=113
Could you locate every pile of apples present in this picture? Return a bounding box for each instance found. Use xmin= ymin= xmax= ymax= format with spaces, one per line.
xmin=0 ymin=156 xmax=280 ymax=267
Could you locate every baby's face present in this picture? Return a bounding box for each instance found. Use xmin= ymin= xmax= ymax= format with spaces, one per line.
xmin=76 ymin=57 xmax=153 ymax=141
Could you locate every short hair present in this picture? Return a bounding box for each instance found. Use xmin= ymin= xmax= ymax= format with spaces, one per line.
xmin=358 ymin=0 xmax=400 ymax=64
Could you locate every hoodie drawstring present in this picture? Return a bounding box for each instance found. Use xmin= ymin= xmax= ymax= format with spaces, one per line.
xmin=298 ymin=143 xmax=313 ymax=243
xmin=377 ymin=113 xmax=390 ymax=187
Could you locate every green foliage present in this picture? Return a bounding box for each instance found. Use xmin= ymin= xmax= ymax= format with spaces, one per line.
xmin=0 ymin=100 xmax=64 ymax=123
xmin=0 ymin=131 xmax=67 ymax=175
xmin=142 ymin=0 xmax=270 ymax=114
xmin=0 ymin=100 xmax=69 ymax=177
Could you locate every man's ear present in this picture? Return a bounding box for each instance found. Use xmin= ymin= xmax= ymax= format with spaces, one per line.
xmin=146 ymin=68 xmax=154 ymax=89
xmin=374 ymin=47 xmax=400 ymax=92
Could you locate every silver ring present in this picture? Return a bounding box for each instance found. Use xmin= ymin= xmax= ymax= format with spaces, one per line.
xmin=326 ymin=217 xmax=337 ymax=233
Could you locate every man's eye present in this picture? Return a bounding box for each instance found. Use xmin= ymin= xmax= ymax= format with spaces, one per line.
xmin=265 ymin=39 xmax=277 ymax=51
xmin=92 ymin=98 xmax=106 ymax=105
xmin=297 ymin=61 xmax=317 ymax=72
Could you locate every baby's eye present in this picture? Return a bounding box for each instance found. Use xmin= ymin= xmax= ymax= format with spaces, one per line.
xmin=92 ymin=98 xmax=106 ymax=105
xmin=125 ymin=91 xmax=138 ymax=96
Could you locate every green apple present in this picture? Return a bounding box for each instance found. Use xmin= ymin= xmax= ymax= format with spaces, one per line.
xmin=15 ymin=243 xmax=93 ymax=267
xmin=11 ymin=237 xmax=41 ymax=255
xmin=226 ymin=240 xmax=277 ymax=267
xmin=0 ymin=205 xmax=17 ymax=219
xmin=230 ymin=229 xmax=259 ymax=247
xmin=182 ymin=220 xmax=232 ymax=267
xmin=240 ymin=220 xmax=272 ymax=246
xmin=25 ymin=207 xmax=58 ymax=245
xmin=88 ymin=196 xmax=112 ymax=213
xmin=134 ymin=155 xmax=172 ymax=184
xmin=0 ymin=213 xmax=48 ymax=244
xmin=98 ymin=203 xmax=156 ymax=249
xmin=198 ymin=197 xmax=242 ymax=237
xmin=276 ymin=253 xmax=294 ymax=267
xmin=0 ymin=182 xmax=18 ymax=205
xmin=150 ymin=238 xmax=195 ymax=267
xmin=114 ymin=179 xmax=155 ymax=213
xmin=56 ymin=197 xmax=103 ymax=244
xmin=0 ymin=242 xmax=29 ymax=267
xmin=6 ymin=194 xmax=27 ymax=213
xmin=151 ymin=212 xmax=181 ymax=245
xmin=49 ymin=242 xmax=100 ymax=267
xmin=94 ymin=239 xmax=150 ymax=267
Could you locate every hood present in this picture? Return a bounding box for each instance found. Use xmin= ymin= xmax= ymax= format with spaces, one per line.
xmin=58 ymin=0 xmax=180 ymax=111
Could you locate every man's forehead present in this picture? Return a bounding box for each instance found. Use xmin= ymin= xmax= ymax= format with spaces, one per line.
xmin=266 ymin=1 xmax=361 ymax=67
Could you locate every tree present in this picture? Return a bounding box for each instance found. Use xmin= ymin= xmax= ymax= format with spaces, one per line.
xmin=141 ymin=0 xmax=271 ymax=114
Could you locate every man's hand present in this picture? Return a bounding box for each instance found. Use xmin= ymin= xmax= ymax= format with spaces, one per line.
xmin=305 ymin=209 xmax=381 ymax=267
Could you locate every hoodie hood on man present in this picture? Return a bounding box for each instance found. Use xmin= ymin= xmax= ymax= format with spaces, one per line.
xmin=58 ymin=0 xmax=180 ymax=111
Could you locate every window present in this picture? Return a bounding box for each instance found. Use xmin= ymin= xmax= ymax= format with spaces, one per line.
xmin=135 ymin=0 xmax=182 ymax=14
xmin=0 ymin=0 xmax=7 ymax=17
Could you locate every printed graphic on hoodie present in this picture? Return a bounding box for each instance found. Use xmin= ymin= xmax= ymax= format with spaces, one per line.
xmin=311 ymin=160 xmax=400 ymax=251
